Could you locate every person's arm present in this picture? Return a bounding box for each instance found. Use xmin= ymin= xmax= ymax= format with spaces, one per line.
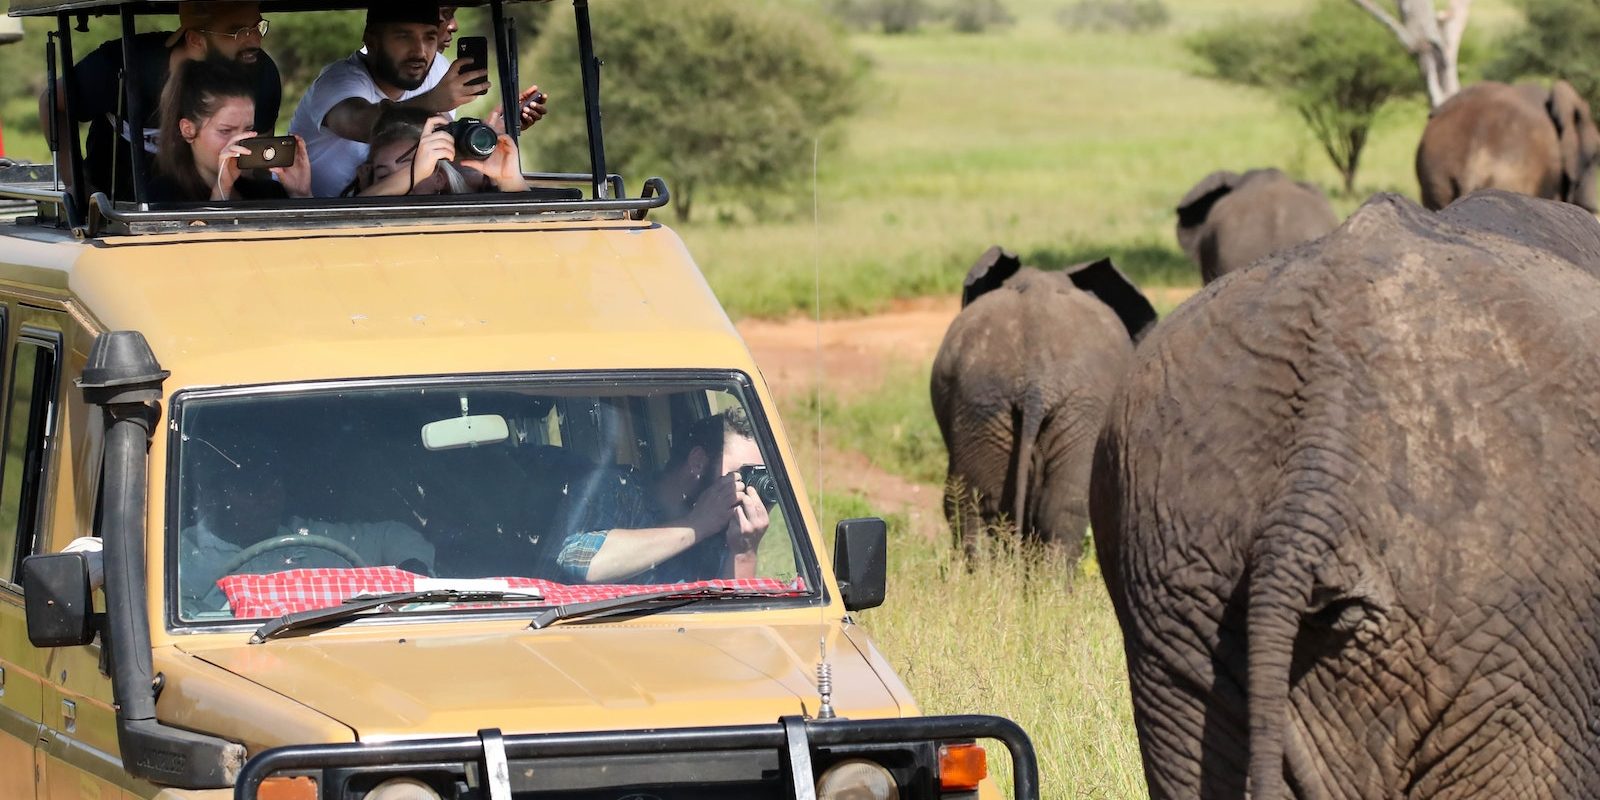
xmin=356 ymin=123 xmax=456 ymax=197
xmin=320 ymin=58 xmax=487 ymax=144
xmin=270 ymin=135 xmax=314 ymax=198
xmin=457 ymin=134 xmax=528 ymax=192
xmin=565 ymin=475 xmax=741 ymax=584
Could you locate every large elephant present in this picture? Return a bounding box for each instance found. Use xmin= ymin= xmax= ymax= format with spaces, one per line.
xmin=931 ymin=246 xmax=1155 ymax=561
xmin=1175 ymin=168 xmax=1339 ymax=284
xmin=1091 ymin=190 xmax=1600 ymax=798
xmin=1416 ymin=80 xmax=1600 ymax=211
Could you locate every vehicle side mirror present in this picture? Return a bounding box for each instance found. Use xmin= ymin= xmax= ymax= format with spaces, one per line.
xmin=23 ymin=552 xmax=95 ymax=647
xmin=833 ymin=518 xmax=887 ymax=612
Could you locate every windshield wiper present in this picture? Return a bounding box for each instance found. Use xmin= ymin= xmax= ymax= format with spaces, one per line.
xmin=528 ymin=586 xmax=783 ymax=630
xmin=250 ymin=589 xmax=542 ymax=644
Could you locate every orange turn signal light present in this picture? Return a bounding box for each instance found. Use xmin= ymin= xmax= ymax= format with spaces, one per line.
xmin=938 ymin=742 xmax=988 ymax=791
xmin=260 ymin=776 xmax=318 ymax=800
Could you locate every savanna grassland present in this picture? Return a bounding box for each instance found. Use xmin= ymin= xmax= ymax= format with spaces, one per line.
xmin=727 ymin=2 xmax=1521 ymax=796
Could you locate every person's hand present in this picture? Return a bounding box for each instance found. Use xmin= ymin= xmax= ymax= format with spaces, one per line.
xmin=489 ymin=85 xmax=547 ymax=133
xmin=419 ymin=58 xmax=491 ymax=113
xmin=458 ymin=134 xmax=527 ymax=191
xmin=212 ymin=130 xmax=255 ymax=200
xmin=272 ymin=135 xmax=313 ymax=198
xmin=411 ymin=116 xmax=458 ymax=191
xmin=684 ymin=473 xmax=739 ymax=541
xmin=724 ymin=473 xmax=770 ymax=556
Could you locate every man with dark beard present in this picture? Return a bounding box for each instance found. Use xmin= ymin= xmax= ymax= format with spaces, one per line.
xmin=291 ymin=1 xmax=544 ymax=198
xmin=37 ymin=1 xmax=281 ymax=201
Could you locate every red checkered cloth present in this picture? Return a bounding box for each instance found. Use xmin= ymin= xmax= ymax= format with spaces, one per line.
xmin=218 ymin=567 xmax=809 ymax=619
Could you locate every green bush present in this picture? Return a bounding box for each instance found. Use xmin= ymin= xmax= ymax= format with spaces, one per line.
xmin=525 ymin=0 xmax=864 ymax=223
xmin=1056 ymin=0 xmax=1169 ymax=33
xmin=1488 ymin=0 xmax=1600 ymax=105
xmin=949 ymin=0 xmax=1016 ymax=34
xmin=1187 ymin=0 xmax=1420 ymax=194
xmin=828 ymin=0 xmax=934 ymax=34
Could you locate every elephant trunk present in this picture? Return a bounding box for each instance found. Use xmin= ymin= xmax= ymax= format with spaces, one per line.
xmin=1010 ymin=398 xmax=1043 ymax=541
xmin=1246 ymin=547 xmax=1311 ymax=800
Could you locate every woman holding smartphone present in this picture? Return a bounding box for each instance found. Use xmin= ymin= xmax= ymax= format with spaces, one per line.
xmin=153 ymin=59 xmax=313 ymax=202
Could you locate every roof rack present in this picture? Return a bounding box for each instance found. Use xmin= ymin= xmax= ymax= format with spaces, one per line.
xmin=83 ymin=177 xmax=668 ymax=236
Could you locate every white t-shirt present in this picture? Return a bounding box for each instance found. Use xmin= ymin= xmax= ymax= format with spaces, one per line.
xmin=289 ymin=51 xmax=450 ymax=198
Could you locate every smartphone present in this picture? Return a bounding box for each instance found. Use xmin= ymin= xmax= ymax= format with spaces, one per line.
xmin=235 ymin=136 xmax=296 ymax=170
xmin=457 ymin=36 xmax=490 ymax=92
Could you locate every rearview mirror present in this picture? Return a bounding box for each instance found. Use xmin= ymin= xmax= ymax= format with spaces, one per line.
xmin=421 ymin=414 xmax=509 ymax=451
xmin=23 ymin=552 xmax=95 ymax=647
xmin=833 ymin=517 xmax=887 ymax=612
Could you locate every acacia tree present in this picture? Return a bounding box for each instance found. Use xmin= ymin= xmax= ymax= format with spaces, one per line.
xmin=1348 ymin=0 xmax=1471 ymax=108
xmin=1189 ymin=0 xmax=1421 ymax=193
xmin=526 ymin=0 xmax=863 ymax=223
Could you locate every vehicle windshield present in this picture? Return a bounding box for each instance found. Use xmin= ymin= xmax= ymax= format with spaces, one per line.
xmin=168 ymin=375 xmax=811 ymax=624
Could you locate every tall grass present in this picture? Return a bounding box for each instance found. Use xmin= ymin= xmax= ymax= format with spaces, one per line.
xmin=858 ymin=538 xmax=1144 ymax=797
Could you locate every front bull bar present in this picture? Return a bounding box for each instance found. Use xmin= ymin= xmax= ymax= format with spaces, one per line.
xmin=234 ymin=714 xmax=1040 ymax=800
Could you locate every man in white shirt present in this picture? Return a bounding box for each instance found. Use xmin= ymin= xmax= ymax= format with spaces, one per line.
xmin=289 ymin=1 xmax=486 ymax=197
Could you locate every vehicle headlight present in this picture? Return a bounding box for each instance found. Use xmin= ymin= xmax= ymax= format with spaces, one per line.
xmin=362 ymin=778 xmax=442 ymax=800
xmin=816 ymin=758 xmax=898 ymax=800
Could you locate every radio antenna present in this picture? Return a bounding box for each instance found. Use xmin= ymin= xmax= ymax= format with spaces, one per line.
xmin=811 ymin=136 xmax=836 ymax=720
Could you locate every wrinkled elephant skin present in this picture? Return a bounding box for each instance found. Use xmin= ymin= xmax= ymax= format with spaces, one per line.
xmin=1092 ymin=191 xmax=1600 ymax=798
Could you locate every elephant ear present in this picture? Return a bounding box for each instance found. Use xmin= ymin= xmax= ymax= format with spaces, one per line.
xmin=1175 ymin=170 xmax=1240 ymax=262
xmin=961 ymin=245 xmax=1023 ymax=308
xmin=1549 ymin=81 xmax=1589 ymax=202
xmin=1062 ymin=257 xmax=1158 ymax=343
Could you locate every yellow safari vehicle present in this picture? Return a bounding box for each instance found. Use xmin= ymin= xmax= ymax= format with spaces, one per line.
xmin=0 ymin=1 xmax=1038 ymax=798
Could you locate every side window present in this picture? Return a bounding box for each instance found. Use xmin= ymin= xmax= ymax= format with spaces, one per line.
xmin=0 ymin=331 xmax=60 ymax=585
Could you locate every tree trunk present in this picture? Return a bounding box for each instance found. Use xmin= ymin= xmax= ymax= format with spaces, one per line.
xmin=674 ymin=178 xmax=694 ymax=224
xmin=1348 ymin=0 xmax=1471 ymax=109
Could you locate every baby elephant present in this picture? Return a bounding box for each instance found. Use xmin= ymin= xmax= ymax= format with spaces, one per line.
xmin=930 ymin=246 xmax=1154 ymax=561
xmin=1175 ymin=167 xmax=1339 ymax=284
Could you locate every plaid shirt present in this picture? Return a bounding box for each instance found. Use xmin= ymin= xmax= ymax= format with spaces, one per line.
xmin=554 ymin=470 xmax=724 ymax=584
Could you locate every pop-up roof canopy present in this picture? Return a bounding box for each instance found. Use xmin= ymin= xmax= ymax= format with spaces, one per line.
xmin=2 ymin=0 xmax=647 ymax=236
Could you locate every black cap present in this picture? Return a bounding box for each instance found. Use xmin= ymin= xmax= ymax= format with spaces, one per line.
xmin=366 ymin=0 xmax=442 ymax=28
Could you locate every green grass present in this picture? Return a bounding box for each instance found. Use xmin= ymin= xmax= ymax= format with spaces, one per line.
xmin=788 ymin=360 xmax=947 ymax=485
xmin=859 ymin=537 xmax=1142 ymax=797
xmin=674 ymin=0 xmax=1523 ymax=318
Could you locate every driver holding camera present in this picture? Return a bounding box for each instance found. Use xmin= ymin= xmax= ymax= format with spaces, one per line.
xmin=555 ymin=410 xmax=775 ymax=585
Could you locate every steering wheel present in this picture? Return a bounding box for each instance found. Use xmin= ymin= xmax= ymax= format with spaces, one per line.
xmin=218 ymin=533 xmax=368 ymax=576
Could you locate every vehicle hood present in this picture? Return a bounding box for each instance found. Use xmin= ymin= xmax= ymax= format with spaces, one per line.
xmin=181 ymin=621 xmax=902 ymax=740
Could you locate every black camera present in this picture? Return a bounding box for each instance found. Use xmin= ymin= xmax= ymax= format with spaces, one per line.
xmin=736 ymin=465 xmax=781 ymax=509
xmin=442 ymin=117 xmax=497 ymax=161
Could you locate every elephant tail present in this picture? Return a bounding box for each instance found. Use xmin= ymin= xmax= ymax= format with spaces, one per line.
xmin=1010 ymin=398 xmax=1044 ymax=540
xmin=1245 ymin=542 xmax=1310 ymax=800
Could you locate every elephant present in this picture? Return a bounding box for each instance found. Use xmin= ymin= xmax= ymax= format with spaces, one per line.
xmin=930 ymin=245 xmax=1155 ymax=562
xmin=1416 ymin=80 xmax=1600 ymax=212
xmin=1175 ymin=168 xmax=1339 ymax=284
xmin=1090 ymin=190 xmax=1600 ymax=798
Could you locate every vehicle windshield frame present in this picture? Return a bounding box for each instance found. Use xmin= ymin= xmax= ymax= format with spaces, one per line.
xmin=161 ymin=369 xmax=825 ymax=634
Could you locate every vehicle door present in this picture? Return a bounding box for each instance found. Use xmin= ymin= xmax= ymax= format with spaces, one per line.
xmin=0 ymin=302 xmax=46 ymax=799
xmin=4 ymin=309 xmax=126 ymax=799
